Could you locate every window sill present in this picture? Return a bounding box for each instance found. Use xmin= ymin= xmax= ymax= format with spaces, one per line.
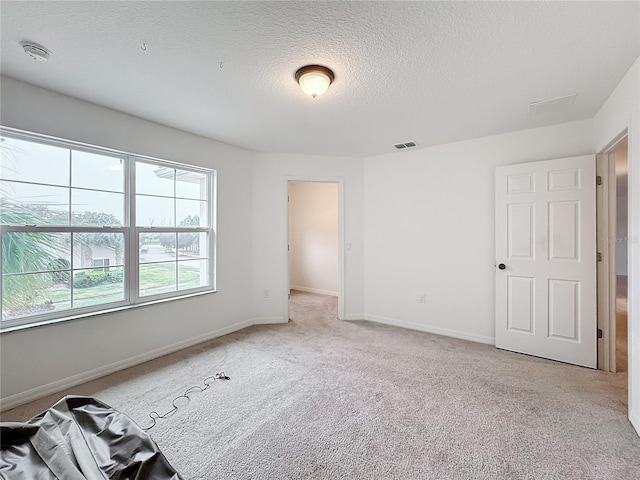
xmin=0 ymin=289 xmax=217 ymax=334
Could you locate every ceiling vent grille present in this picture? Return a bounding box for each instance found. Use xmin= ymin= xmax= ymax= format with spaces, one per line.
xmin=528 ymin=94 xmax=577 ymax=115
xmin=394 ymin=141 xmax=418 ymax=150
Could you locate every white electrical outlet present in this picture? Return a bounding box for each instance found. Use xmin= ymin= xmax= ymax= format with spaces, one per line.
xmin=263 ymin=289 xmax=270 ymax=298
xmin=420 ymin=294 xmax=427 ymax=303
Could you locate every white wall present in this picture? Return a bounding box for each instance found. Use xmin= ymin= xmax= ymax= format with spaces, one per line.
xmin=363 ymin=119 xmax=594 ymax=344
xmin=252 ymin=153 xmax=364 ymax=322
xmin=592 ymin=56 xmax=640 ymax=435
xmin=0 ymin=77 xmax=255 ymax=407
xmin=289 ymin=182 xmax=338 ymax=296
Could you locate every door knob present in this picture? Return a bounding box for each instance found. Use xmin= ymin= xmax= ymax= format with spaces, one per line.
xmin=498 ymin=263 xmax=506 ymax=270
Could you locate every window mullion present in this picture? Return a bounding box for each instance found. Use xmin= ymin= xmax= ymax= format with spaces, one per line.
xmin=175 ymin=232 xmax=179 ymax=291
xmin=70 ymin=232 xmax=75 ymax=309
xmin=173 ymin=169 xmax=177 ymax=229
xmin=128 ymin=156 xmax=137 ymax=304
xmin=215 ymin=173 xmax=218 ymax=289
xmin=68 ymin=149 xmax=72 ymax=225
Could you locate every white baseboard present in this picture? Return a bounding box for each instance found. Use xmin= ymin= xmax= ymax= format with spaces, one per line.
xmin=0 ymin=318 xmax=258 ymax=412
xmin=363 ymin=313 xmax=495 ymax=345
xmin=290 ymin=285 xmax=338 ymax=297
xmin=631 ymin=409 xmax=640 ymax=437
xmin=343 ymin=313 xmax=365 ymax=321
xmin=251 ymin=316 xmax=288 ymax=325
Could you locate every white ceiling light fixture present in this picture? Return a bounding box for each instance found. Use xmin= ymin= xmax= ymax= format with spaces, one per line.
xmin=20 ymin=41 xmax=51 ymax=62
xmin=295 ymin=65 xmax=334 ymax=98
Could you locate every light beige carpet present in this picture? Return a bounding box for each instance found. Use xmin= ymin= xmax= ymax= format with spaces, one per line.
xmin=2 ymin=291 xmax=639 ymax=479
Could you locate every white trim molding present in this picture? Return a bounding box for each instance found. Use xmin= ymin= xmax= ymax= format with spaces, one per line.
xmin=290 ymin=285 xmax=338 ymax=297
xmin=362 ymin=313 xmax=495 ymax=345
xmin=251 ymin=316 xmax=288 ymax=325
xmin=631 ymin=409 xmax=640 ymax=435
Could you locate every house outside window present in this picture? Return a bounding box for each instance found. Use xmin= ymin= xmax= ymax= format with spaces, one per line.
xmin=92 ymin=258 xmax=111 ymax=271
xmin=0 ymin=128 xmax=216 ymax=330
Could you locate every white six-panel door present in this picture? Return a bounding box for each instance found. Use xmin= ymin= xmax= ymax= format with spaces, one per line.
xmin=495 ymin=155 xmax=597 ymax=368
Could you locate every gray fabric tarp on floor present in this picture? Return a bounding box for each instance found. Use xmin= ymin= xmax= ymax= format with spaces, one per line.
xmin=0 ymin=395 xmax=182 ymax=479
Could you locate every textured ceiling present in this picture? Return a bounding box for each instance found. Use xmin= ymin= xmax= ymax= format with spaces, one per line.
xmin=1 ymin=1 xmax=639 ymax=157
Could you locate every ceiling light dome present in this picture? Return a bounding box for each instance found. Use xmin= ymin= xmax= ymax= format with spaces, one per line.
xmin=295 ymin=65 xmax=334 ymax=98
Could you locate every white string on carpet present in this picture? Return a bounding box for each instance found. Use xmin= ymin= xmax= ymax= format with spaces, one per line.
xmin=142 ymin=371 xmax=230 ymax=431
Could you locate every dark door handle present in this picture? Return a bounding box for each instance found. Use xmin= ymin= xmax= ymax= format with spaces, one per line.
xmin=498 ymin=263 xmax=506 ymax=270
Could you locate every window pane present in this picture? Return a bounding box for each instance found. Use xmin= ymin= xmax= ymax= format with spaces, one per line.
xmin=139 ymin=262 xmax=176 ymax=297
xmin=139 ymin=233 xmax=157 ymax=262
xmin=0 ymin=181 xmax=69 ymax=225
xmin=194 ymin=232 xmax=209 ymax=259
xmin=177 ymin=232 xmax=207 ymax=258
xmin=136 ymin=162 xmax=174 ymax=197
xmin=2 ymin=273 xmax=71 ymax=320
xmin=176 ymin=169 xmax=207 ymax=200
xmin=72 ymin=150 xmax=124 ymax=192
xmin=72 ymin=267 xmax=124 ymax=308
xmin=0 ymin=136 xmax=69 ymax=186
xmin=2 ymin=232 xmax=71 ymax=274
xmin=177 ymin=199 xmax=206 ymax=227
xmin=73 ymin=232 xmax=124 ymax=269
xmin=136 ymin=195 xmax=174 ymax=226
xmin=140 ymin=233 xmax=177 ymax=264
xmin=178 ymin=260 xmax=208 ymax=290
xmin=71 ymin=190 xmax=124 ymax=225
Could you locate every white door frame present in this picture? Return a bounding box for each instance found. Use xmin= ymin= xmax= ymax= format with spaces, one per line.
xmin=597 ymin=130 xmax=628 ymax=372
xmin=284 ymin=176 xmax=345 ymax=321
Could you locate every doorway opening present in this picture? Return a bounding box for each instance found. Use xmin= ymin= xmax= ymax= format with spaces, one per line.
xmin=286 ymin=179 xmax=343 ymax=322
xmin=614 ymin=141 xmax=629 ymax=372
xmin=596 ymin=133 xmax=629 ymax=374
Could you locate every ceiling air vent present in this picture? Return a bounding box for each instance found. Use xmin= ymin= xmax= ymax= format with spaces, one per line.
xmin=394 ymin=141 xmax=418 ymax=150
xmin=528 ymin=94 xmax=577 ymax=115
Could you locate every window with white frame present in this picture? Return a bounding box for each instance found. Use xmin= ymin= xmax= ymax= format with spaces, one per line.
xmin=0 ymin=128 xmax=215 ymax=330
xmin=92 ymin=258 xmax=111 ymax=271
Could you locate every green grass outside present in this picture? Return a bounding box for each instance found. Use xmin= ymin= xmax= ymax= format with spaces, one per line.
xmin=21 ymin=263 xmax=202 ymax=313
